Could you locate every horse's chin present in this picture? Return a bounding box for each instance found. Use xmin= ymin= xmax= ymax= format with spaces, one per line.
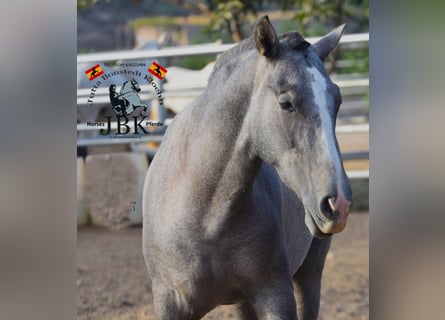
xmin=305 ymin=211 xmax=333 ymax=239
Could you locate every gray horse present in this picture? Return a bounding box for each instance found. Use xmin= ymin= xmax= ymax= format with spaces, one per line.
xmin=143 ymin=16 xmax=352 ymax=320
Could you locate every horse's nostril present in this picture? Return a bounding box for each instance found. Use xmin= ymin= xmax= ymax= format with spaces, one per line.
xmin=320 ymin=196 xmax=334 ymax=217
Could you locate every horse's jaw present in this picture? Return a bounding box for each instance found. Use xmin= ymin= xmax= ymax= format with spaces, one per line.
xmin=274 ymin=163 xmax=347 ymax=239
xmin=304 ymin=209 xmax=333 ymax=239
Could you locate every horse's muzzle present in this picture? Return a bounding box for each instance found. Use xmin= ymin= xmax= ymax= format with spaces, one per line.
xmin=319 ymin=193 xmax=352 ymax=234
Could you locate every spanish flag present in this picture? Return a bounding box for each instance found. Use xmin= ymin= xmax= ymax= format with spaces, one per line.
xmin=148 ymin=61 xmax=167 ymax=80
xmin=85 ymin=64 xmax=104 ymax=81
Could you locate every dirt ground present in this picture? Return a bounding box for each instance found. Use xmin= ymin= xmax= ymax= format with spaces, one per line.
xmin=77 ymin=212 xmax=368 ymax=320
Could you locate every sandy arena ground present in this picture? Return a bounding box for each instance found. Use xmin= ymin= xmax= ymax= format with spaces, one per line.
xmin=77 ymin=212 xmax=368 ymax=320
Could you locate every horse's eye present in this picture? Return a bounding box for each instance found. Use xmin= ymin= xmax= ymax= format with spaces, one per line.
xmin=278 ymin=93 xmax=294 ymax=112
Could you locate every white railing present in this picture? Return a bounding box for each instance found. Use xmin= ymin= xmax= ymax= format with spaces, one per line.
xmin=77 ymin=33 xmax=369 ymax=63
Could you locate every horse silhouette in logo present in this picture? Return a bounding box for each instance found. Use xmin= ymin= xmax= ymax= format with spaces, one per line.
xmin=109 ymin=78 xmax=148 ymax=117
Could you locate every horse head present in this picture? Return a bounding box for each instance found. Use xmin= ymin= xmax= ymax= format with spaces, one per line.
xmin=130 ymin=78 xmax=141 ymax=92
xmin=250 ymin=16 xmax=352 ymax=238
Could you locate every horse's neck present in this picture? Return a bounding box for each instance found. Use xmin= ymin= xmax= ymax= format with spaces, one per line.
xmin=182 ymin=54 xmax=261 ymax=212
xmin=122 ymin=81 xmax=132 ymax=92
xmin=182 ymin=116 xmax=261 ymax=234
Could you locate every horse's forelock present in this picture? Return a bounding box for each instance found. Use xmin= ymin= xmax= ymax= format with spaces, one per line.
xmin=279 ymin=31 xmax=310 ymax=52
xmin=208 ymin=30 xmax=311 ymax=83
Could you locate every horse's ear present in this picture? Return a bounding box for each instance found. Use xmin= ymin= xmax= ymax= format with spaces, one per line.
xmin=312 ymin=24 xmax=347 ymax=61
xmin=254 ymin=15 xmax=278 ymax=58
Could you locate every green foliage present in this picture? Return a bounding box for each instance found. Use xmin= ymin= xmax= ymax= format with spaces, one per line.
xmin=189 ymin=33 xmax=221 ymax=45
xmin=291 ymin=0 xmax=336 ymax=34
xmin=278 ymin=20 xmax=295 ymax=34
xmin=278 ymin=0 xmax=369 ymax=34
xmin=77 ymin=0 xmax=97 ymax=10
xmin=179 ymin=54 xmax=215 ymax=70
xmin=204 ymin=0 xmax=368 ymax=41
xmin=348 ymin=0 xmax=369 ymax=18
xmin=205 ymin=0 xmax=257 ymax=42
xmin=128 ymin=16 xmax=177 ymax=29
xmin=337 ymin=46 xmax=369 ymax=74
xmin=350 ymin=178 xmax=368 ymax=211
xmin=77 ymin=48 xmax=92 ymax=54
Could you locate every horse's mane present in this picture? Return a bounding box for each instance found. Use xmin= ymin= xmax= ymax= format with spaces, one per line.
xmin=208 ymin=31 xmax=310 ymax=81
xmin=208 ymin=37 xmax=256 ymax=80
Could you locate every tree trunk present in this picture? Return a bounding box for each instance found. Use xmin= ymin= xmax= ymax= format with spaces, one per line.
xmin=231 ymin=13 xmax=244 ymax=42
xmin=326 ymin=0 xmax=346 ymax=74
